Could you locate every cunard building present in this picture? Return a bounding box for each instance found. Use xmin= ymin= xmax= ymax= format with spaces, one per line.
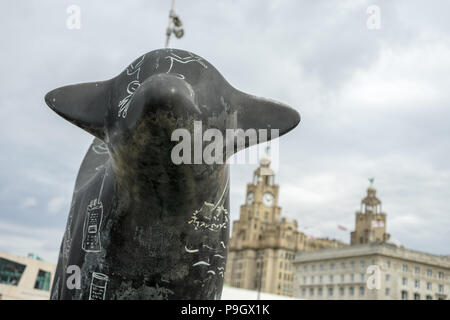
xmin=225 ymin=157 xmax=346 ymax=297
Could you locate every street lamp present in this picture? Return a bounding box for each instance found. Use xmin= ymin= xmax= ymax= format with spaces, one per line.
xmin=165 ymin=0 xmax=184 ymax=48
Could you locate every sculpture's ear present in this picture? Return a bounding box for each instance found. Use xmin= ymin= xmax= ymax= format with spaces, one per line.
xmin=44 ymin=81 xmax=110 ymax=140
xmin=230 ymin=89 xmax=300 ymax=152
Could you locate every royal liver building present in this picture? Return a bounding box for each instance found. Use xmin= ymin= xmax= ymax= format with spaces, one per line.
xmin=225 ymin=157 xmax=345 ymax=297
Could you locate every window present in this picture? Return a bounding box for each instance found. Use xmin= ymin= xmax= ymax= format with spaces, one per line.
xmin=310 ymin=288 xmax=314 ymax=296
xmin=426 ymin=295 xmax=432 ymax=300
xmin=0 ymin=257 xmax=26 ymax=286
xmin=349 ymin=287 xmax=354 ymax=296
xmin=329 ymin=275 xmax=334 ymax=283
xmin=414 ymin=267 xmax=420 ymax=274
xmin=34 ymin=270 xmax=51 ymax=291
xmin=341 ymin=262 xmax=346 ymax=269
xmin=426 ymin=269 xmax=432 ymax=277
xmin=360 ymin=274 xmax=365 ymax=282
xmin=414 ymin=293 xmax=420 ymax=300
xmin=385 ymin=274 xmax=390 ymax=282
xmin=319 ymin=275 xmax=323 ymax=283
xmin=402 ymin=264 xmax=408 ymax=272
xmin=350 ymin=261 xmax=355 ymax=269
xmin=427 ymin=282 xmax=432 ymax=290
xmin=438 ymin=272 xmax=444 ymax=280
xmin=402 ymin=277 xmax=408 ymax=286
xmin=350 ymin=274 xmax=355 ymax=282
xmin=328 ymin=288 xmax=334 ymax=296
xmin=360 ymin=261 xmax=365 ymax=268
xmin=340 ymin=287 xmax=345 ymax=296
xmin=318 ymin=287 xmax=323 ymax=296
xmin=385 ymin=261 xmax=391 ymax=269
xmin=414 ymin=280 xmax=420 ymax=288
xmin=439 ymin=285 xmax=444 ymax=293
xmin=359 ymin=286 xmax=365 ymax=296
xmin=340 ymin=274 xmax=345 ymax=282
xmin=310 ymin=276 xmax=314 ymax=284
xmin=330 ymin=263 xmax=335 ymax=270
xmin=385 ymin=288 xmax=390 ymax=296
xmin=302 ymin=288 xmax=306 ymax=297
xmin=401 ymin=291 xmax=408 ymax=300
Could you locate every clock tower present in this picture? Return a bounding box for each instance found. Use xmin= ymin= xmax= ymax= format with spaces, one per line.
xmin=225 ymin=156 xmax=347 ymax=296
xmin=226 ymin=156 xmax=299 ymax=296
xmin=237 ymin=155 xmax=282 ymax=244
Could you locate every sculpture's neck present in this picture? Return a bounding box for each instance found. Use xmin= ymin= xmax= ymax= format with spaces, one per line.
xmin=111 ymin=156 xmax=230 ymax=214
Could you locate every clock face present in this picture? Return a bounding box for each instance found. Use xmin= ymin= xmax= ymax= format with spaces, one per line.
xmin=247 ymin=192 xmax=254 ymax=205
xmin=262 ymin=192 xmax=274 ymax=207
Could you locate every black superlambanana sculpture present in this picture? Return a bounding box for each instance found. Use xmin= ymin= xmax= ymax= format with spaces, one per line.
xmin=45 ymin=49 xmax=300 ymax=300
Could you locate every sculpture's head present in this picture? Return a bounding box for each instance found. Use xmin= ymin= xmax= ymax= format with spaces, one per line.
xmin=45 ymin=49 xmax=300 ymax=166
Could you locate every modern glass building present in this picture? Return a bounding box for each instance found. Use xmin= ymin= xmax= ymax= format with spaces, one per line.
xmin=0 ymin=251 xmax=55 ymax=300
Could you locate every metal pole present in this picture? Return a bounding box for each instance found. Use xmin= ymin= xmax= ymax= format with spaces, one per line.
xmin=165 ymin=0 xmax=176 ymax=48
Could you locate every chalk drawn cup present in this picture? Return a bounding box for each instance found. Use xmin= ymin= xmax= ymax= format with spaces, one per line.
xmin=89 ymin=272 xmax=109 ymax=300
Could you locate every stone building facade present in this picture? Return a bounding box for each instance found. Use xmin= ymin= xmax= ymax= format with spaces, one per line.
xmin=293 ymin=184 xmax=449 ymax=300
xmin=293 ymin=242 xmax=450 ymax=300
xmin=225 ymin=158 xmax=346 ymax=296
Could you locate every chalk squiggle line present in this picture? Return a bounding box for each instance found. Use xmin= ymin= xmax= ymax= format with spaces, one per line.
xmin=193 ymin=261 xmax=210 ymax=267
xmin=185 ymin=246 xmax=199 ymax=253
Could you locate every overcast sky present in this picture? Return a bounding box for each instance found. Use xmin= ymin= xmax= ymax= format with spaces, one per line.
xmin=1 ymin=0 xmax=449 ymax=263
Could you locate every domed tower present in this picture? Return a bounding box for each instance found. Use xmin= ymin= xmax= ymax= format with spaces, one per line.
xmin=350 ymin=180 xmax=390 ymax=245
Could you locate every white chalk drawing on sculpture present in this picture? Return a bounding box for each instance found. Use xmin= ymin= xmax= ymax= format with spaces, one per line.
xmin=187 ymin=179 xmax=229 ymax=231
xmin=81 ymin=199 xmax=103 ymax=252
xmin=165 ymin=52 xmax=207 ymax=79
xmin=89 ymin=272 xmax=109 ymax=300
xmin=92 ymin=142 xmax=109 ymax=155
xmin=186 ymin=242 xmax=227 ymax=288
xmin=51 ymin=276 xmax=60 ymax=300
xmin=62 ymin=199 xmax=77 ymax=261
xmin=118 ymin=54 xmax=146 ymax=118
xmin=81 ymin=168 xmax=107 ymax=252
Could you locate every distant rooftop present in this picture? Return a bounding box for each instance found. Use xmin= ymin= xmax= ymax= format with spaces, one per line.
xmin=294 ymin=242 xmax=450 ymax=268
